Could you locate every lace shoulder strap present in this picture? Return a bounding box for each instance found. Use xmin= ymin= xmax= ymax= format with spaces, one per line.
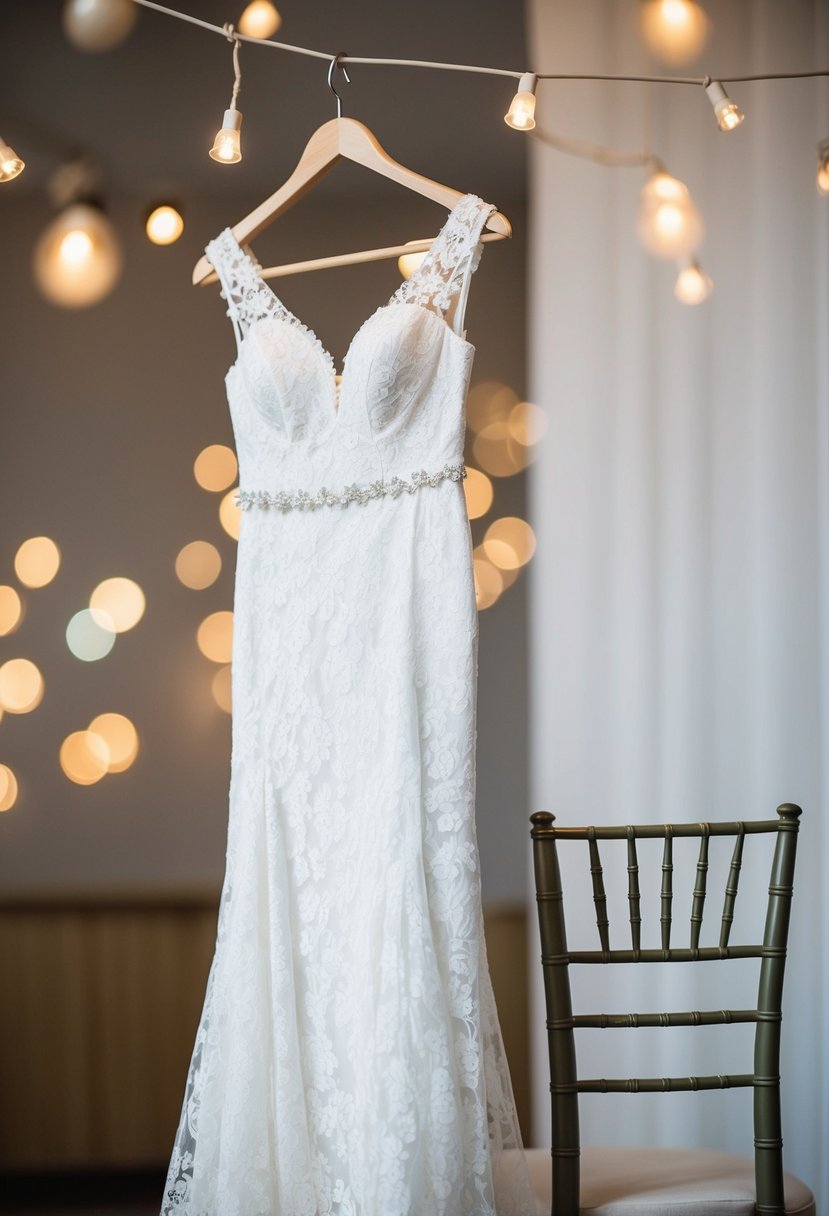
xmin=390 ymin=194 xmax=497 ymax=338
xmin=204 ymin=228 xmax=271 ymax=353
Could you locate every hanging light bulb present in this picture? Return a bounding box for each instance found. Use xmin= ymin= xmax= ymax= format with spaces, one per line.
xmin=210 ymin=109 xmax=243 ymax=163
xmin=62 ymin=0 xmax=138 ymax=52
xmin=704 ymin=79 xmax=745 ymax=132
xmin=238 ymin=1 xmax=282 ymax=39
xmin=0 ymin=136 xmax=24 ymax=182
xmin=145 ymin=202 xmax=185 ymax=245
xmin=639 ymin=0 xmax=710 ymax=65
xmin=817 ymin=140 xmax=829 ymax=196
xmin=33 ymin=200 xmax=122 ymax=308
xmin=210 ymin=26 xmax=244 ymax=163
xmin=637 ymin=168 xmax=703 ymax=259
xmin=674 ymin=257 xmax=713 ymax=304
xmin=504 ymin=73 xmax=538 ymax=131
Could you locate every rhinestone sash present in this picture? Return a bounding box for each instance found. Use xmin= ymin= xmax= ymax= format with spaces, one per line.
xmin=234 ymin=462 xmax=467 ymax=512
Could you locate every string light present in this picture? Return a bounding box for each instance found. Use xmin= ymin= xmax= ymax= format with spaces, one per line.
xmin=674 ymin=256 xmax=713 ymax=304
xmin=0 ymin=136 xmax=25 ymax=182
xmin=209 ymin=25 xmax=243 ymax=163
xmin=238 ymin=1 xmax=281 ymax=40
xmin=62 ymin=0 xmax=138 ymax=52
xmin=145 ymin=202 xmax=184 ymax=244
xmin=817 ymin=140 xmax=829 ymax=195
xmin=637 ymin=168 xmax=703 ymax=259
xmin=504 ymin=72 xmax=538 ymax=131
xmin=704 ymin=78 xmax=745 ymax=131
xmin=33 ymin=200 xmax=122 ymax=308
xmin=638 ymin=0 xmax=710 ymax=66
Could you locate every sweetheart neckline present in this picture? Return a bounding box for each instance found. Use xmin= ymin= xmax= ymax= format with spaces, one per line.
xmin=220 ymin=191 xmax=477 ymax=393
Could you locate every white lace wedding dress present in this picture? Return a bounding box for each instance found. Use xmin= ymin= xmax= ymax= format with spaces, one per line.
xmin=160 ymin=193 xmax=536 ymax=1216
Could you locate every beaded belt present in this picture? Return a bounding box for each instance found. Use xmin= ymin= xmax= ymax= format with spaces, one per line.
xmin=234 ymin=462 xmax=467 ymax=512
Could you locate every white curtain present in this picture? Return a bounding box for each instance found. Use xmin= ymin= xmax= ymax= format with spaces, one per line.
xmin=526 ymin=0 xmax=828 ymax=1205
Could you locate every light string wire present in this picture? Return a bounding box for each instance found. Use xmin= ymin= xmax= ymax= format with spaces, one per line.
xmin=130 ymin=0 xmax=828 ymax=88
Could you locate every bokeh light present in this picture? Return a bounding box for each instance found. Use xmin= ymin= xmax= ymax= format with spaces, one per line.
xmin=0 ymin=658 xmax=44 ymax=713
xmin=639 ymin=0 xmax=710 ymax=65
xmin=238 ymin=0 xmax=281 ymax=38
xmin=66 ymin=607 xmax=116 ymax=661
xmin=219 ymin=488 xmax=242 ymax=539
xmin=197 ymin=610 xmax=234 ymax=663
xmin=0 ymin=585 xmax=23 ymax=635
xmin=146 ymin=204 xmax=184 ymax=246
xmin=60 ymin=730 xmax=109 ymax=785
xmin=88 ymin=712 xmax=139 ymax=773
xmin=176 ymin=541 xmax=222 ymax=590
xmin=14 ymin=536 xmax=61 ymax=588
xmin=0 ymin=763 xmax=18 ymax=811
xmin=472 ymin=421 xmax=530 ymax=477
xmin=473 ymin=554 xmax=503 ymax=611
xmin=462 ymin=467 xmax=494 ymax=520
xmin=398 ymin=241 xmax=427 ymax=280
xmin=212 ymin=664 xmax=232 ymax=713
xmin=89 ymin=576 xmax=145 ymax=632
xmin=466 ymin=380 xmax=519 ymax=435
xmin=194 ymin=444 xmax=238 ymax=492
xmin=508 ymin=401 xmax=548 ymax=447
xmin=483 ymin=517 xmax=537 ymax=570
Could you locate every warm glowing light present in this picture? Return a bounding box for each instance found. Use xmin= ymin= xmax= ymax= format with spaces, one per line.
xmin=88 ymin=712 xmax=139 ymax=773
xmin=398 ymin=240 xmax=427 ymax=280
xmin=0 ymin=585 xmax=23 ymax=635
xmin=33 ymin=202 xmax=122 ymax=308
xmin=704 ymin=80 xmax=745 ymax=132
xmin=62 ymin=0 xmax=138 ymax=51
xmin=89 ymin=577 xmax=145 ymax=633
xmin=220 ymin=488 xmax=242 ymax=539
xmin=467 ymin=381 xmax=519 ymax=435
xmin=639 ymin=0 xmax=709 ymax=64
xmin=674 ymin=259 xmax=713 ymax=304
xmin=817 ymin=141 xmax=829 ymax=195
xmin=0 ymin=763 xmax=18 ymax=811
xmin=145 ymin=204 xmax=184 ymax=245
xmin=238 ymin=0 xmax=281 ymax=38
xmin=176 ymin=541 xmax=222 ymax=589
xmin=60 ymin=730 xmax=109 ymax=785
xmin=473 ymin=555 xmax=503 ymax=611
xmin=0 ymin=138 xmax=25 ymax=182
xmin=210 ymin=110 xmax=243 ymax=164
xmin=508 ymin=401 xmax=547 ymax=446
xmin=14 ymin=535 xmax=61 ymax=588
xmin=638 ymin=170 xmax=703 ymax=259
xmin=66 ymin=608 xmax=116 ymax=661
xmin=472 ymin=421 xmax=530 ymax=477
xmin=463 ymin=467 xmax=494 ymax=520
xmin=212 ymin=664 xmax=233 ymax=713
xmin=194 ymin=444 xmax=238 ymax=491
xmin=0 ymin=658 xmax=44 ymax=713
xmin=483 ymin=517 xmax=536 ymax=570
xmin=504 ymin=72 xmax=538 ymax=131
xmin=197 ymin=610 xmax=234 ymax=663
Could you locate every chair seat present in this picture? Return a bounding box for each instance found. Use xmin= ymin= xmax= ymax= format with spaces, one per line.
xmin=523 ymin=1145 xmax=816 ymax=1215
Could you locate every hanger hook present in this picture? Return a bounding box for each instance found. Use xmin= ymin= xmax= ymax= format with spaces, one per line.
xmin=327 ymin=51 xmax=350 ymax=118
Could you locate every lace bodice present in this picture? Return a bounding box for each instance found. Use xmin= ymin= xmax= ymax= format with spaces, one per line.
xmin=203 ymin=194 xmax=497 ymax=504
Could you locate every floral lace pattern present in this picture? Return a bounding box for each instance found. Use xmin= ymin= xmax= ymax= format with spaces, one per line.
xmin=160 ymin=195 xmax=536 ymax=1215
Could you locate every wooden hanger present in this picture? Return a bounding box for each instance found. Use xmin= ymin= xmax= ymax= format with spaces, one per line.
xmin=192 ymin=53 xmax=512 ymax=288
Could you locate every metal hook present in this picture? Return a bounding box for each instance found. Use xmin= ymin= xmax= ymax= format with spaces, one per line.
xmin=327 ymin=52 xmax=351 ymax=118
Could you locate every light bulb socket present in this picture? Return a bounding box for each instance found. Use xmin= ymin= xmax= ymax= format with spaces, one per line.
xmin=220 ymin=108 xmax=243 ymax=132
xmin=704 ymin=79 xmax=728 ymax=108
xmin=516 ymin=71 xmax=538 ymax=96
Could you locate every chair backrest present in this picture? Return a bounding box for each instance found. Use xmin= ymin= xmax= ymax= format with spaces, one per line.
xmin=529 ymin=803 xmax=802 ymax=1216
